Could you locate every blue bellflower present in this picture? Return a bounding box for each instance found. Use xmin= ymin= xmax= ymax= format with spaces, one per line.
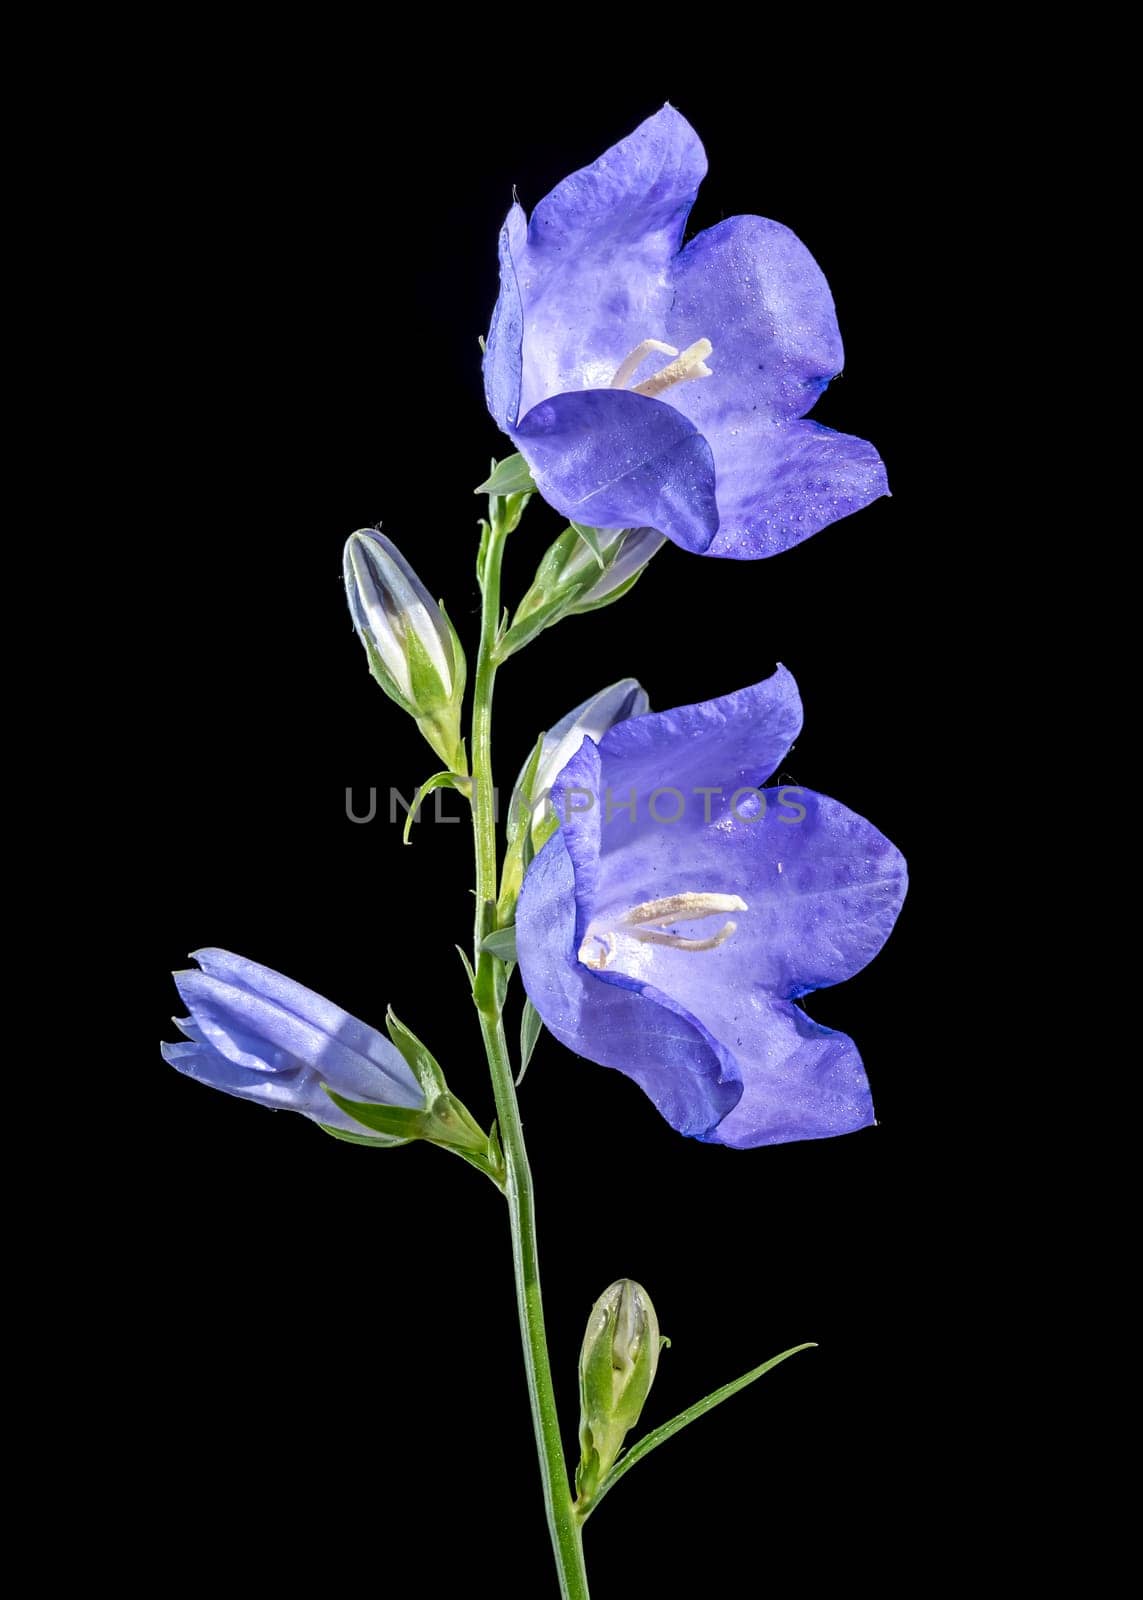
xmin=163 ymin=949 xmax=422 ymax=1141
xmin=515 ymin=668 xmax=906 ymax=1147
xmin=484 ymin=105 xmax=888 ymax=559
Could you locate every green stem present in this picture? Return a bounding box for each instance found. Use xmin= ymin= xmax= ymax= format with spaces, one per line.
xmin=471 ymin=514 xmax=590 ymax=1599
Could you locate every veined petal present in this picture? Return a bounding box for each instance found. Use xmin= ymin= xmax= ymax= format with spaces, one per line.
xmin=161 ymin=1039 xmax=396 ymax=1135
xmin=665 ymin=214 xmax=845 ymax=432
xmin=178 ymin=952 xmax=422 ymax=1106
xmin=699 ymin=1003 xmax=874 ymax=1148
xmin=513 ymin=388 xmax=718 ymax=552
xmin=484 ymin=203 xmax=527 ymax=430
xmin=553 ymin=668 xmax=803 ymax=885
xmin=586 ymin=788 xmax=907 ymax=1008
xmin=705 ymin=419 xmax=888 ymax=559
xmin=515 ymin=833 xmax=741 ymax=1137
xmin=507 ymin=106 xmax=706 ymax=417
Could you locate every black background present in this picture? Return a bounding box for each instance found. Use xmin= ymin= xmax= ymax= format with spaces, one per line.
xmin=135 ymin=76 xmax=957 ymax=1595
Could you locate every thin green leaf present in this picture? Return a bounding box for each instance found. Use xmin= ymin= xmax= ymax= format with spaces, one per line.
xmin=579 ymin=1343 xmax=817 ymax=1520
xmin=402 ymin=770 xmax=468 ymax=844
xmin=474 ymin=454 xmax=536 ymax=496
xmin=480 ymin=926 xmax=518 ymax=962
xmin=570 ymin=521 xmax=606 ymax=570
xmin=455 ymin=945 xmax=476 ymax=989
xmin=517 ymin=998 xmax=543 ymax=1085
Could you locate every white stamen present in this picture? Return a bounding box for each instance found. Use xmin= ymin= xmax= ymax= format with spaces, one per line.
xmin=610 ymin=339 xmax=679 ymax=390
xmin=632 ymin=339 xmax=713 ymax=399
xmin=620 ymin=892 xmax=747 ymax=927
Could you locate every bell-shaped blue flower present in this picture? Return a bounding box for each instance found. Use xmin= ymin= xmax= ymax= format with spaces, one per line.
xmin=484 ymin=105 xmax=887 ymax=559
xmin=162 ymin=949 xmax=423 ymax=1141
xmin=515 ymin=668 xmax=906 ymax=1147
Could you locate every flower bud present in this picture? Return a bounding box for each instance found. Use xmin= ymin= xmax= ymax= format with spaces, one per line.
xmin=576 ymin=1279 xmax=662 ymax=1505
xmin=566 ymin=527 xmax=665 ymax=615
xmin=500 ymin=525 xmax=665 ymax=656
xmin=343 ymin=530 xmax=467 ymax=771
xmin=521 ymin=679 xmax=649 ymax=850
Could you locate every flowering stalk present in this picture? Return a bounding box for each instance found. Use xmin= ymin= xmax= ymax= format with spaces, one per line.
xmin=469 ymin=493 xmax=590 ymax=1598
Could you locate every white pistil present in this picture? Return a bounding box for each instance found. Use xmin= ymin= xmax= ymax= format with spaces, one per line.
xmin=609 ymin=337 xmax=714 ymax=398
xmin=577 ymin=891 xmax=747 ymax=970
xmin=580 ymin=932 xmax=616 ymax=971
xmin=625 ymin=922 xmax=739 ymax=953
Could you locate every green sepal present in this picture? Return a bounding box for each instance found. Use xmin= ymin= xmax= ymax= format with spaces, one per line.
xmin=507 ymin=731 xmax=545 ymax=851
xmin=385 ymin=1009 xmax=449 ymax=1099
xmin=323 ymin=1093 xmax=428 ymax=1140
xmin=498 ymin=731 xmax=544 ymax=924
xmin=531 ymin=810 xmax=559 ymax=853
xmin=571 ymin=521 xmax=606 ymax=569
xmin=568 ymin=563 xmax=649 ymax=616
xmin=401 ymin=771 xmax=470 ymax=845
xmin=497 ymin=595 xmax=573 ymax=660
xmin=316 ymin=1122 xmax=411 ymax=1149
xmin=361 ymin=634 xmax=415 ymax=715
xmin=474 ymin=453 xmax=536 ymax=497
xmin=517 ymin=998 xmax=543 ymax=1086
xmin=325 ymin=1086 xmax=497 ymax=1170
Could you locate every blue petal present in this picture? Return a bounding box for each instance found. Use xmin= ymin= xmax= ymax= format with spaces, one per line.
xmin=483 ymin=203 xmax=527 ymax=430
xmin=553 ymin=668 xmax=804 ymax=886
xmin=513 ymin=388 xmax=718 ymax=551
xmin=705 ymin=420 xmax=888 ymax=559
xmin=583 ymin=787 xmax=907 ymax=1005
xmin=665 ymin=214 xmax=845 ymax=433
xmin=177 ymin=951 xmax=422 ymax=1106
xmin=484 ymin=106 xmax=707 ymax=422
xmin=515 ymin=833 xmax=741 ymax=1137
xmin=161 ymin=1039 xmax=395 ymax=1135
xmin=699 ymin=1003 xmax=874 ymax=1148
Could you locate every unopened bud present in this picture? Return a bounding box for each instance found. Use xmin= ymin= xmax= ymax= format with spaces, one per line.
xmin=567 ymin=527 xmax=665 ymax=615
xmin=521 ymin=679 xmax=649 ymax=850
xmin=576 ymin=1279 xmax=662 ymax=1505
xmin=501 ymin=525 xmax=665 ymax=656
xmin=343 ymin=530 xmax=467 ymax=771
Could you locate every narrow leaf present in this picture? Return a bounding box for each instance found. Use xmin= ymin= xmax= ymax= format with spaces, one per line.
xmin=402 ymin=770 xmax=468 ymax=844
xmin=579 ymin=1344 xmax=817 ymax=1520
xmin=480 ymin=926 xmax=518 ymax=962
xmin=474 ymin=454 xmax=536 ymax=496
xmin=455 ymin=945 xmax=476 ymax=989
xmin=517 ymin=998 xmax=543 ymax=1085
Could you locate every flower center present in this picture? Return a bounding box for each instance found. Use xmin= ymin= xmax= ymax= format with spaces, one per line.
xmin=578 ymin=891 xmax=746 ymax=971
xmin=610 ymin=338 xmax=714 ymax=399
